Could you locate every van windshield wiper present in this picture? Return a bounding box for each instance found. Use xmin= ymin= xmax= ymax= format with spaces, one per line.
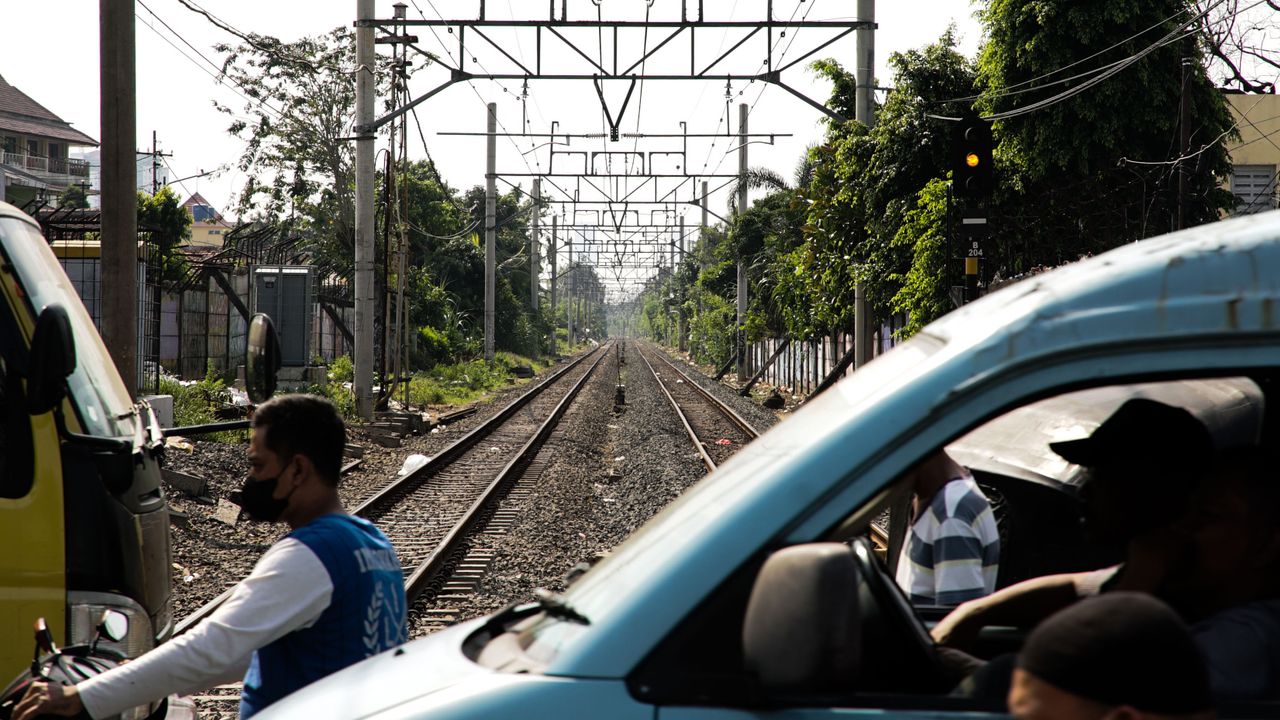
xmin=534 ymin=589 xmax=591 ymax=626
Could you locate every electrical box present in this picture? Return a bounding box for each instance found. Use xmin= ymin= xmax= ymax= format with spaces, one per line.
xmin=253 ymin=265 xmax=314 ymax=366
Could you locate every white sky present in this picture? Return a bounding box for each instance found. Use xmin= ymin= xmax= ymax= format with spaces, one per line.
xmin=1 ymin=0 xmax=982 ymax=299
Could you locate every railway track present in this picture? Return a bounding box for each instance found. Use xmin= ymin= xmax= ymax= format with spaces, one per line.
xmin=636 ymin=341 xmax=889 ymax=551
xmin=175 ymin=344 xmax=609 ymax=636
xmin=635 ymin=341 xmax=759 ymax=471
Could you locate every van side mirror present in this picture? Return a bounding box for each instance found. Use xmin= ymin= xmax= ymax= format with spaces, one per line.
xmin=742 ymin=543 xmax=862 ymax=694
xmin=27 ymin=304 xmax=76 ymax=415
xmin=245 ymin=313 xmax=281 ymax=404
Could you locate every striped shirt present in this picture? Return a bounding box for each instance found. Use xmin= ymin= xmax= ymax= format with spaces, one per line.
xmin=894 ymin=474 xmax=1000 ymax=607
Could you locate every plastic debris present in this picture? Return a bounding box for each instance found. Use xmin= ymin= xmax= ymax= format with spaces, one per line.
xmin=716 ymin=439 xmax=733 ymax=445
xmin=397 ymin=454 xmax=431 ymax=477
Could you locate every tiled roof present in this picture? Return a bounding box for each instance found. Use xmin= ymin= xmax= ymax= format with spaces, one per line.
xmin=0 ymin=74 xmax=97 ymax=146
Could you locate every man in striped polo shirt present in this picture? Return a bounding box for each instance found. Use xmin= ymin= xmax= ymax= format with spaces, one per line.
xmin=895 ymin=450 xmax=1000 ymax=606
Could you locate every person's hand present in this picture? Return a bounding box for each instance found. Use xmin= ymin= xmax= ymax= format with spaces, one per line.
xmin=12 ymin=681 xmax=84 ymax=720
xmin=931 ymin=601 xmax=983 ymax=650
xmin=935 ymin=645 xmax=986 ymax=683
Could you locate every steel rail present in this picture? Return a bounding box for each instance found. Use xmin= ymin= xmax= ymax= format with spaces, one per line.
xmin=403 ymin=345 xmax=610 ymax=601
xmin=173 ymin=345 xmax=605 ymax=636
xmin=637 ymin=342 xmax=758 ymax=472
xmin=644 ymin=342 xmax=759 ymax=441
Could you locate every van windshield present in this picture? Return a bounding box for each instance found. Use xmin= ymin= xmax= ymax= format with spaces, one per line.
xmin=0 ymin=217 xmax=136 ymax=438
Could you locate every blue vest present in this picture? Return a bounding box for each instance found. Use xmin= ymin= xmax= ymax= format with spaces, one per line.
xmin=239 ymin=514 xmax=407 ymax=718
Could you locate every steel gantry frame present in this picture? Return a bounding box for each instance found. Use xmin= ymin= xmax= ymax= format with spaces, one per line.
xmin=354 ymin=1 xmax=871 ymax=136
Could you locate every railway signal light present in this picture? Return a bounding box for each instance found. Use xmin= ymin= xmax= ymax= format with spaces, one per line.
xmin=953 ymin=114 xmax=994 ymax=200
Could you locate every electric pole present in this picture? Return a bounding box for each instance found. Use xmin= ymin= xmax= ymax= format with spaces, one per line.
xmin=678 ymin=215 xmax=687 ymax=352
xmin=484 ymin=102 xmax=497 ymax=361
xmin=854 ymin=0 xmax=875 ymax=369
xmin=147 ymin=130 xmax=171 ymax=195
xmin=736 ymin=102 xmax=748 ymax=382
xmin=550 ymin=214 xmax=557 ymax=354
xmin=354 ymin=0 xmax=376 ymax=419
xmin=101 ymin=0 xmax=138 ymax=396
xmin=531 ymin=178 xmax=541 ymax=309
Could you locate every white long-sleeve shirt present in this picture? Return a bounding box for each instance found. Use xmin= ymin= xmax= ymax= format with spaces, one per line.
xmin=78 ymin=538 xmax=333 ymax=719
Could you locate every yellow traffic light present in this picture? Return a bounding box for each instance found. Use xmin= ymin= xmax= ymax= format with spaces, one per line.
xmin=965 ymin=152 xmax=981 ymax=168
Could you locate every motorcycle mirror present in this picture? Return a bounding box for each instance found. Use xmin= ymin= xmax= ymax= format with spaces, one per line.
xmin=246 ymin=313 xmax=281 ymax=404
xmin=33 ymin=618 xmax=56 ymax=655
xmin=98 ymin=610 xmax=128 ymax=643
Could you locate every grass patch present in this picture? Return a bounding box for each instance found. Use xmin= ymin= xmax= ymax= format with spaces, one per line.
xmin=408 ymin=353 xmax=545 ymax=407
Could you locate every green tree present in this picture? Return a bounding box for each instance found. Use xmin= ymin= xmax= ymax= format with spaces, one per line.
xmin=979 ymin=0 xmax=1236 ymax=266
xmin=891 ymin=178 xmax=952 ymax=336
xmin=214 ymin=26 xmax=380 ymax=275
xmin=137 ymin=186 xmax=191 ymax=287
xmin=58 ymin=185 xmax=88 ymax=209
xmin=802 ymin=32 xmax=977 ymax=331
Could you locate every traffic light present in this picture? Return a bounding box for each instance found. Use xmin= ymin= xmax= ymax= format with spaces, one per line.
xmin=952 ymin=114 xmax=993 ymax=199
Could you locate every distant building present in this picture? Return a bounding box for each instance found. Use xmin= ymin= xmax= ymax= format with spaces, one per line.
xmin=72 ymin=149 xmax=170 ymax=208
xmin=1224 ymin=92 xmax=1280 ymax=215
xmin=183 ymin=192 xmax=232 ymax=248
xmin=0 ymin=73 xmax=97 ymax=207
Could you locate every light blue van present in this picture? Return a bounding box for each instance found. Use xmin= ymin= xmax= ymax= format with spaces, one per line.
xmin=264 ymin=210 xmax=1280 ymax=718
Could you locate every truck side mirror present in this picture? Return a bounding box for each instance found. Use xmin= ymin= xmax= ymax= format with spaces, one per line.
xmin=246 ymin=313 xmax=281 ymax=404
xmin=742 ymin=543 xmax=862 ymax=694
xmin=26 ymin=304 xmax=76 ymax=415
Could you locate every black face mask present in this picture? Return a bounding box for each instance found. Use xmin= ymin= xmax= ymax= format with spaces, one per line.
xmin=233 ymin=465 xmax=296 ymax=522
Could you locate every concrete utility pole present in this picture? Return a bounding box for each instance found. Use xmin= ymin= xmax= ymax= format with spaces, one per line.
xmin=567 ymin=234 xmax=574 ymax=343
xmin=854 ymin=0 xmax=875 ymax=369
xmin=101 ymin=0 xmax=138 ymax=396
xmin=549 ymin=214 xmax=557 ymax=353
xmin=698 ymin=179 xmax=708 ymax=355
xmin=353 ymin=0 xmax=376 ymax=419
xmin=678 ymin=215 xmax=688 ymax=352
xmin=736 ymin=102 xmax=749 ymax=381
xmin=484 ymin=102 xmax=497 ymax=361
xmin=669 ymin=218 xmax=675 ymax=271
xmin=530 ymin=178 xmax=541 ymax=309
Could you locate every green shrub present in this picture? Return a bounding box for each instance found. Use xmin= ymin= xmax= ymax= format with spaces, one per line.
xmin=159 ymin=364 xmax=246 ymax=443
xmin=328 ymin=355 xmax=354 ymax=384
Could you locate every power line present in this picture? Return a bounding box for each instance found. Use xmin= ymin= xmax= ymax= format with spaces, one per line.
xmin=936 ymin=4 xmax=1198 ymax=105
xmin=135 ymin=2 xmax=286 ymax=120
xmin=172 ymin=0 xmax=352 ymax=75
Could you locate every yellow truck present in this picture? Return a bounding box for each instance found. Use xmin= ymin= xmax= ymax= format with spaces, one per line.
xmin=0 ymin=201 xmax=280 ymax=719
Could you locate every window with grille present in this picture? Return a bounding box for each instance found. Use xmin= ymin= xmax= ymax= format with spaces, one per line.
xmin=1232 ymin=164 xmax=1278 ymax=214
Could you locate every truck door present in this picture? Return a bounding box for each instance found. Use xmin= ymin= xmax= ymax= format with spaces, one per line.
xmin=0 ymin=265 xmax=66 ymax=677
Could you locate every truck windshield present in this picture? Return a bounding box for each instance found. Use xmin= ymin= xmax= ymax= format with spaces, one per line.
xmin=0 ymin=217 xmax=136 ymax=438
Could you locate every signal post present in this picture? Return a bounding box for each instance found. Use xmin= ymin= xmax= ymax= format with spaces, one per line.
xmin=951 ymin=112 xmax=993 ymax=305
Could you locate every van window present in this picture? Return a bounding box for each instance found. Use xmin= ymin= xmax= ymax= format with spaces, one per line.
xmin=0 ymin=294 xmax=34 ymax=498
xmin=0 ymin=217 xmax=135 ymax=438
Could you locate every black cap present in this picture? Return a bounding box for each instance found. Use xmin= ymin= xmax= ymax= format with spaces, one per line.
xmin=1018 ymin=593 xmax=1212 ymax=713
xmin=1049 ymin=398 xmax=1212 ymax=469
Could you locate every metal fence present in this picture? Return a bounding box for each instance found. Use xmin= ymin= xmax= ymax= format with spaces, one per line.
xmin=742 ymin=315 xmax=906 ymax=397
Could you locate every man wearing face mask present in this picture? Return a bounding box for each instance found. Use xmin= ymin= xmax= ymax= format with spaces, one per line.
xmin=14 ymin=394 xmax=408 ymax=720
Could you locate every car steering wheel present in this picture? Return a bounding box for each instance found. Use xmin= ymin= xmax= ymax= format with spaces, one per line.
xmin=849 ymin=537 xmax=949 ymax=693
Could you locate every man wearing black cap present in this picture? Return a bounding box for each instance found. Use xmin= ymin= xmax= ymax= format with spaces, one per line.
xmin=1009 ymin=593 xmax=1215 ymax=720
xmin=933 ymin=399 xmax=1214 ymax=649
